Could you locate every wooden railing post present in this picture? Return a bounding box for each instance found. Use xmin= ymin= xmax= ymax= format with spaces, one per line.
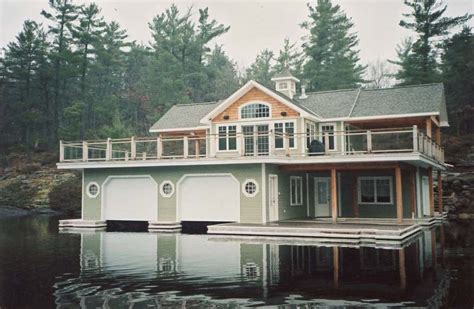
xmin=125 ymin=151 xmax=129 ymax=161
xmin=157 ymin=136 xmax=162 ymax=159
xmin=142 ymin=152 xmax=147 ymax=160
xmin=269 ymin=131 xmax=275 ymax=156
xmin=284 ymin=133 xmax=290 ymax=157
xmin=412 ymin=125 xmax=418 ymax=152
xmin=239 ymin=133 xmax=244 ymax=156
xmin=106 ymin=138 xmax=111 ymax=161
xmin=130 ymin=136 xmax=136 ymax=160
xmin=59 ymin=140 xmax=64 ymax=162
xmin=183 ymin=136 xmax=189 ymax=158
xmin=366 ymin=130 xmax=372 ymax=153
xmin=82 ymin=141 xmax=88 ymax=162
xmin=195 ymin=139 xmax=200 ymax=158
xmin=324 ymin=132 xmax=330 ymax=154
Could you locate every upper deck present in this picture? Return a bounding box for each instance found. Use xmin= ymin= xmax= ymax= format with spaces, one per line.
xmin=57 ymin=125 xmax=445 ymax=169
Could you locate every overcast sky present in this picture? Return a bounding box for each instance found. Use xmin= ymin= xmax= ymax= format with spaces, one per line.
xmin=1 ymin=0 xmax=472 ymax=70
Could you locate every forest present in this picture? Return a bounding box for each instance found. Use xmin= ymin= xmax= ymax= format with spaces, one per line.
xmin=0 ymin=0 xmax=472 ymax=153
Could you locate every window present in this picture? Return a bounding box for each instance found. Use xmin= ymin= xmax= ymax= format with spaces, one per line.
xmin=290 ymin=176 xmax=303 ymax=206
xmin=240 ymin=103 xmax=270 ymax=119
xmin=242 ymin=179 xmax=259 ymax=197
xmin=275 ymin=122 xmax=295 ymax=149
xmin=278 ymin=82 xmax=288 ymax=89
xmin=86 ymin=182 xmax=100 ymax=198
xmin=319 ymin=123 xmax=336 ymax=151
xmin=218 ymin=125 xmax=237 ymax=151
xmin=242 ymin=262 xmax=260 ymax=280
xmin=306 ymin=123 xmax=316 ymax=148
xmin=358 ymin=177 xmax=393 ymax=204
xmin=160 ymin=181 xmax=175 ymax=198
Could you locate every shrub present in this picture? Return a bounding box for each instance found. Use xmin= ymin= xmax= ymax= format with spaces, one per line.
xmin=0 ymin=180 xmax=37 ymax=209
xmin=48 ymin=177 xmax=82 ymax=215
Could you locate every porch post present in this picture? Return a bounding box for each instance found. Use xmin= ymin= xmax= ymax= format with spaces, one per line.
xmin=352 ymin=174 xmax=359 ymax=217
xmin=332 ymin=246 xmax=339 ymax=288
xmin=425 ymin=117 xmax=432 ymax=138
xmin=395 ymin=165 xmax=403 ymax=223
xmin=195 ymin=139 xmax=200 ymax=158
xmin=428 ymin=167 xmax=434 ymax=216
xmin=331 ymin=168 xmax=338 ymax=223
xmin=399 ymin=248 xmax=406 ymax=290
xmin=437 ymin=170 xmax=443 ymax=213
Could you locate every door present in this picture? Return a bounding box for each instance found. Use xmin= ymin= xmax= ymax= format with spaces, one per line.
xmin=178 ymin=175 xmax=240 ymax=222
xmin=314 ymin=177 xmax=331 ymax=217
xmin=268 ymin=174 xmax=279 ymax=221
xmin=103 ymin=176 xmax=157 ymax=221
xmin=422 ymin=176 xmax=430 ymax=216
xmin=242 ymin=124 xmax=269 ymax=156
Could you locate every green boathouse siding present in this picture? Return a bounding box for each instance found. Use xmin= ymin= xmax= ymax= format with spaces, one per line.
xmin=82 ymin=164 xmax=263 ymax=223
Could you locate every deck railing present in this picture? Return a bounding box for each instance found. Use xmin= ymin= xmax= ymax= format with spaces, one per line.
xmin=59 ymin=125 xmax=445 ymax=163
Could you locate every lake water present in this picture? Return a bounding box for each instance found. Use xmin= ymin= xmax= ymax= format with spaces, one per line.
xmin=0 ymin=216 xmax=473 ymax=308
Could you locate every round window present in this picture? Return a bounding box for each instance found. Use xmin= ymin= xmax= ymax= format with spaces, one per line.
xmin=86 ymin=182 xmax=100 ymax=198
xmin=242 ymin=179 xmax=258 ymax=197
xmin=160 ymin=181 xmax=175 ymax=198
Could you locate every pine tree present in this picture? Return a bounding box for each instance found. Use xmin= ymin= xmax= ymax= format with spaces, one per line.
xmin=301 ymin=0 xmax=365 ymax=91
xmin=393 ymin=0 xmax=472 ymax=84
xmin=204 ymin=45 xmax=240 ymax=101
xmin=274 ymin=38 xmax=304 ymax=80
xmin=441 ymin=27 xmax=474 ymax=134
xmin=245 ymin=49 xmax=274 ymax=88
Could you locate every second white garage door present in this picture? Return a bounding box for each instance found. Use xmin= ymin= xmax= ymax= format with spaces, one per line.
xmin=178 ymin=175 xmax=240 ymax=222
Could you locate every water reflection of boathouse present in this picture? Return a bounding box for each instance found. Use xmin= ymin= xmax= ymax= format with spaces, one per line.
xmin=58 ymin=225 xmax=448 ymax=308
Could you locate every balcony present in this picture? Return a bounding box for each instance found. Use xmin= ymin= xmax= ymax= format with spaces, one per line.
xmin=59 ymin=126 xmax=445 ymax=165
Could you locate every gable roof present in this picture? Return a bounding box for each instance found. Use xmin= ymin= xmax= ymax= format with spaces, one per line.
xmin=149 ymin=101 xmax=220 ymax=132
xmin=298 ymin=88 xmax=360 ymax=119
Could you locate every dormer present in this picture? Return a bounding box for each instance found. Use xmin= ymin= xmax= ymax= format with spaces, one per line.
xmin=271 ymin=69 xmax=300 ymax=99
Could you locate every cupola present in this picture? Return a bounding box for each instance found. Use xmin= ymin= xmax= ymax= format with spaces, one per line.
xmin=271 ymin=68 xmax=300 ymax=99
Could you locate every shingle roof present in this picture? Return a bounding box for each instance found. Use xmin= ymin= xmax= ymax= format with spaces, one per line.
xmin=272 ymin=68 xmax=296 ymax=79
xmin=149 ymin=101 xmax=220 ymax=131
xmin=297 ymin=88 xmax=359 ymax=118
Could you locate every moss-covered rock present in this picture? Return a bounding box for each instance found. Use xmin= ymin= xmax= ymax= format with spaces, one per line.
xmin=48 ymin=177 xmax=81 ymax=215
xmin=0 ymin=179 xmax=38 ymax=209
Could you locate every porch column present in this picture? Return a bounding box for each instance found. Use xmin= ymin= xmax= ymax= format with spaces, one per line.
xmin=352 ymin=174 xmax=359 ymax=217
xmin=437 ymin=171 xmax=443 ymax=213
xmin=428 ymin=167 xmax=434 ymax=216
xmin=425 ymin=117 xmax=432 ymax=138
xmin=435 ymin=127 xmax=441 ymax=144
xmin=332 ymin=246 xmax=339 ymax=288
xmin=399 ymin=248 xmax=406 ymax=290
xmin=395 ymin=166 xmax=403 ymax=223
xmin=331 ymin=168 xmax=338 ymax=223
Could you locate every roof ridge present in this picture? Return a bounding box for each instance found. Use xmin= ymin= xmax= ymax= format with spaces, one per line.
xmin=174 ymin=101 xmax=219 ymax=107
xmin=362 ymin=83 xmax=443 ymax=92
xmin=305 ymin=87 xmax=358 ymax=95
xmin=348 ymin=87 xmax=362 ymax=117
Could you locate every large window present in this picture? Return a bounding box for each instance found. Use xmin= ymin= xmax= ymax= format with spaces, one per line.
xmin=240 ymin=103 xmax=270 ymax=119
xmin=290 ymin=176 xmax=303 ymax=206
xmin=218 ymin=125 xmax=237 ymax=151
xmin=275 ymin=122 xmax=295 ymax=149
xmin=319 ymin=123 xmax=336 ymax=151
xmin=358 ymin=176 xmax=393 ymax=204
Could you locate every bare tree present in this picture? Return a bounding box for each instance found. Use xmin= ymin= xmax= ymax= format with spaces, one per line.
xmin=365 ymin=59 xmax=395 ymax=89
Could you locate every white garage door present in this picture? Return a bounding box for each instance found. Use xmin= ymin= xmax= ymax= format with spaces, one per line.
xmin=178 ymin=175 xmax=240 ymax=222
xmin=103 ymin=176 xmax=157 ymax=221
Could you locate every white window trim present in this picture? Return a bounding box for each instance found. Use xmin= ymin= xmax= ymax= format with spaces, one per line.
xmin=290 ymin=176 xmax=303 ymax=206
xmin=86 ymin=182 xmax=100 ymax=198
xmin=357 ymin=176 xmax=394 ymax=205
xmin=319 ymin=122 xmax=338 ymax=151
xmin=160 ymin=180 xmax=175 ymax=198
xmin=238 ymin=101 xmax=272 ymax=120
xmin=217 ymin=125 xmax=238 ymax=152
xmin=274 ymin=121 xmax=297 ymax=150
xmin=242 ymin=178 xmax=259 ymax=197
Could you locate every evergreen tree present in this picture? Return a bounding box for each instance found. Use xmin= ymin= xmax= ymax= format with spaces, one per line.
xmin=393 ymin=0 xmax=471 ymax=84
xmin=204 ymin=45 xmax=240 ymax=101
xmin=245 ymin=49 xmax=274 ymax=87
xmin=301 ymin=0 xmax=365 ymax=91
xmin=274 ymin=38 xmax=304 ymax=80
xmin=441 ymin=27 xmax=474 ymax=134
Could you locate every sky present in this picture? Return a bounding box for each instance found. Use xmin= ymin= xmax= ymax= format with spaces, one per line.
xmin=0 ymin=0 xmax=472 ymax=70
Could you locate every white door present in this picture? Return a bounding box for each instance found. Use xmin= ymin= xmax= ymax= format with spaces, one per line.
xmin=178 ymin=175 xmax=240 ymax=222
xmin=422 ymin=176 xmax=430 ymax=216
xmin=103 ymin=176 xmax=157 ymax=221
xmin=269 ymin=174 xmax=279 ymax=221
xmin=242 ymin=124 xmax=270 ymax=156
xmin=314 ymin=177 xmax=331 ymax=217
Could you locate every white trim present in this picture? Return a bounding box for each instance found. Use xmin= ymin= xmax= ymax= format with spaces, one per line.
xmin=200 ymin=80 xmax=320 ymax=124
xmin=306 ymin=173 xmax=310 ymax=217
xmin=159 ymin=180 xmax=175 ymax=198
xmin=86 ymin=181 xmax=100 ymax=199
xmin=321 ymin=112 xmax=440 ymax=123
xmin=81 ymin=169 xmax=84 ymax=219
xmin=100 ymin=175 xmax=159 ymax=221
xmin=149 ymin=126 xmax=208 ymax=133
xmin=319 ymin=122 xmax=338 ymax=151
xmin=268 ymin=174 xmax=279 ymax=222
xmin=271 ymin=76 xmax=300 ymax=83
xmin=238 ymin=101 xmax=272 ymax=120
xmin=261 ymin=164 xmax=267 ymax=223
xmin=290 ymin=176 xmax=303 ymax=206
xmin=416 ymin=166 xmax=422 ymax=218
xmin=313 ymin=177 xmax=331 ymax=217
xmin=337 ymin=172 xmax=341 ymax=216
xmin=217 ymin=124 xmax=238 ymax=152
xmin=242 ymin=178 xmax=259 ymax=198
xmin=176 ymin=173 xmax=241 ymax=223
xmin=357 ymin=176 xmax=394 ymax=205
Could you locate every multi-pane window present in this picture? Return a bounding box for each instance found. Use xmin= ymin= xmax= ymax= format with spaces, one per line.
xmin=320 ymin=124 xmax=336 ymax=150
xmin=290 ymin=176 xmax=303 ymax=206
xmin=218 ymin=125 xmax=237 ymax=151
xmin=358 ymin=177 xmax=393 ymax=204
xmin=306 ymin=123 xmax=316 ymax=148
xmin=278 ymin=82 xmax=288 ymax=89
xmin=275 ymin=122 xmax=295 ymax=149
xmin=240 ymin=103 xmax=270 ymax=119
